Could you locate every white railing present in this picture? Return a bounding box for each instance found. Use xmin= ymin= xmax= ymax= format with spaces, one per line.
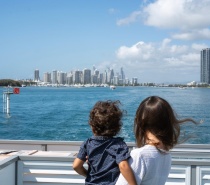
xmin=1 ymin=140 xmax=210 ymax=185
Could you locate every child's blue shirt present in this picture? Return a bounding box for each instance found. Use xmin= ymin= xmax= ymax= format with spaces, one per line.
xmin=77 ymin=136 xmax=130 ymax=185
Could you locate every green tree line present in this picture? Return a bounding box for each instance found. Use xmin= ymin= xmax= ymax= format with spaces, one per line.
xmin=0 ymin=79 xmax=21 ymax=87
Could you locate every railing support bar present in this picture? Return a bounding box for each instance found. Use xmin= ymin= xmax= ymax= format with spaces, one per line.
xmin=191 ymin=165 xmax=196 ymax=185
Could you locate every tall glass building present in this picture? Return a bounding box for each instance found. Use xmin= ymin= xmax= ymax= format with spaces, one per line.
xmin=201 ymin=48 xmax=210 ymax=84
xmin=52 ymin=70 xmax=58 ymax=84
xmin=34 ymin=69 xmax=40 ymax=81
xmin=83 ymin=68 xmax=91 ymax=84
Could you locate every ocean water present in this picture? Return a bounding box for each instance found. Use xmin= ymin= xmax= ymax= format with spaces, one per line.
xmin=0 ymin=86 xmax=209 ymax=144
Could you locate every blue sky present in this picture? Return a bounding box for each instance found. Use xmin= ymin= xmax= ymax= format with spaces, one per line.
xmin=1 ymin=0 xmax=210 ymax=83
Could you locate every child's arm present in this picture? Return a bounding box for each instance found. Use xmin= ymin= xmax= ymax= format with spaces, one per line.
xmin=73 ymin=158 xmax=88 ymax=177
xmin=118 ymin=160 xmax=137 ymax=185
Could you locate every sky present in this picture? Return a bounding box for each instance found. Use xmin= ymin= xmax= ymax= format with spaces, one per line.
xmin=1 ymin=0 xmax=210 ymax=83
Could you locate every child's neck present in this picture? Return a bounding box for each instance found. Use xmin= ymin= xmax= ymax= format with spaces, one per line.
xmin=145 ymin=132 xmax=166 ymax=150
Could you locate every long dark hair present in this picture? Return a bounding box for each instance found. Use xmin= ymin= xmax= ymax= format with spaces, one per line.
xmin=134 ymin=96 xmax=197 ymax=150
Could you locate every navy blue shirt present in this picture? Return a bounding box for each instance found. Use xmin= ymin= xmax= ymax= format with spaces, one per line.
xmin=77 ymin=136 xmax=130 ymax=185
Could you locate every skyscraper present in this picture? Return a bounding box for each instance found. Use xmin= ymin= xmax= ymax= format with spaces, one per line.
xmin=57 ymin=71 xmax=66 ymax=85
xmin=34 ymin=69 xmax=40 ymax=82
xmin=103 ymin=70 xmax=107 ymax=84
xmin=73 ymin=70 xmax=82 ymax=84
xmin=108 ymin=69 xmax=114 ymax=84
xmin=52 ymin=70 xmax=58 ymax=84
xmin=66 ymin=72 xmax=73 ymax=85
xmin=120 ymin=67 xmax=125 ymax=81
xmin=83 ymin=68 xmax=91 ymax=84
xmin=201 ymin=48 xmax=210 ymax=84
xmin=43 ymin=72 xmax=51 ymax=83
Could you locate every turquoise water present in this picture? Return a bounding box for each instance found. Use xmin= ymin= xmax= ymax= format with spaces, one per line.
xmin=0 ymin=86 xmax=209 ymax=144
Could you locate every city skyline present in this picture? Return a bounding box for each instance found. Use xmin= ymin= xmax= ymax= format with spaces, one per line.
xmin=1 ymin=0 xmax=210 ymax=83
xmin=33 ymin=66 xmax=137 ymax=86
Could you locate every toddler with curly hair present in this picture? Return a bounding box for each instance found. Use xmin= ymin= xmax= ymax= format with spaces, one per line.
xmin=73 ymin=100 xmax=137 ymax=185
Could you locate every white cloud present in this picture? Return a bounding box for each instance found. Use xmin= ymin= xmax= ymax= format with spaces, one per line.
xmin=164 ymin=57 xmax=186 ymax=67
xmin=191 ymin=43 xmax=209 ymax=50
xmin=143 ymin=0 xmax=210 ymax=30
xmin=169 ymin=45 xmax=189 ymax=54
xmin=98 ymin=39 xmax=203 ymax=82
xmin=116 ymin=11 xmax=142 ymax=26
xmin=109 ymin=0 xmax=210 ymax=81
xmin=117 ymin=0 xmax=210 ymax=41
xmin=180 ymin=53 xmax=200 ymax=65
xmin=116 ymin=41 xmax=154 ymax=60
xmin=161 ymin=38 xmax=171 ymax=49
xmin=172 ymin=29 xmax=210 ymax=40
xmin=116 ymin=40 xmax=195 ymax=65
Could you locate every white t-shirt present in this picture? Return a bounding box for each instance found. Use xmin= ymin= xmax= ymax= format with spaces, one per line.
xmin=115 ymin=145 xmax=171 ymax=185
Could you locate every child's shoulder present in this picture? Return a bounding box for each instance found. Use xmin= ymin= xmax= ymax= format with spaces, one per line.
xmin=112 ymin=137 xmax=127 ymax=143
xmin=131 ymin=145 xmax=157 ymax=156
xmin=113 ymin=136 xmax=124 ymax=140
xmin=111 ymin=137 xmax=129 ymax=150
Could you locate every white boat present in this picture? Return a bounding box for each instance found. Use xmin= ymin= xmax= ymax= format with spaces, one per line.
xmin=178 ymin=86 xmax=186 ymax=89
xmin=74 ymin=84 xmax=85 ymax=88
xmin=110 ymin=85 xmax=116 ymax=90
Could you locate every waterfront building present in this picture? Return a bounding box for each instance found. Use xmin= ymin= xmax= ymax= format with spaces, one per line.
xmin=201 ymin=48 xmax=210 ymax=84
xmin=33 ymin=66 xmax=133 ymax=86
xmin=131 ymin=77 xmax=138 ymax=85
xmin=120 ymin=67 xmax=125 ymax=80
xmin=108 ymin=68 xmax=114 ymax=84
xmin=118 ymin=79 xmax=123 ymax=85
xmin=83 ymin=68 xmax=91 ymax=84
xmin=99 ymin=73 xmax=103 ymax=84
xmin=92 ymin=65 xmax=96 ymax=74
xmin=52 ymin=70 xmax=58 ymax=84
xmin=103 ymin=70 xmax=108 ymax=84
xmin=43 ymin=72 xmax=51 ymax=83
xmin=57 ymin=71 xmax=66 ymax=85
xmin=94 ymin=69 xmax=99 ymax=76
xmin=120 ymin=67 xmax=125 ymax=85
xmin=187 ymin=81 xmax=197 ymax=86
xmin=34 ymin=69 xmax=40 ymax=82
xmin=113 ymin=76 xmax=119 ymax=85
xmin=90 ymin=69 xmax=100 ymax=84
xmin=66 ymin=72 xmax=73 ymax=85
xmin=92 ymin=74 xmax=98 ymax=84
xmin=125 ymin=78 xmax=129 ymax=85
xmin=73 ymin=70 xmax=82 ymax=84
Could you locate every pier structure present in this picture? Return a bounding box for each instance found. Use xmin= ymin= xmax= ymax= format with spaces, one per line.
xmin=3 ymin=90 xmax=13 ymax=115
xmin=2 ymin=87 xmax=19 ymax=115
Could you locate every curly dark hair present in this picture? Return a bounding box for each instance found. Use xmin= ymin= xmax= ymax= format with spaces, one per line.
xmin=89 ymin=100 xmax=123 ymax=137
xmin=134 ymin=96 xmax=197 ymax=150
